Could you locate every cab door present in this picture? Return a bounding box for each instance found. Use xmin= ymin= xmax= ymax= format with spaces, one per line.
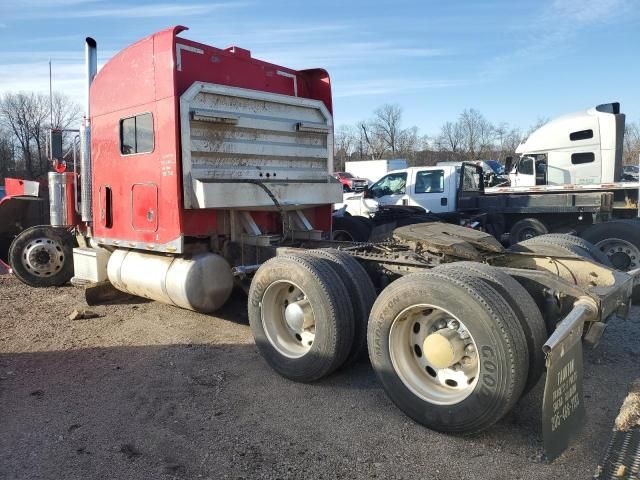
xmin=410 ymin=168 xmax=452 ymax=213
xmin=368 ymin=171 xmax=408 ymax=206
xmin=511 ymin=156 xmax=536 ymax=187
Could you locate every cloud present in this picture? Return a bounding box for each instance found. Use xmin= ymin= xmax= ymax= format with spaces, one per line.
xmin=35 ymin=2 xmax=251 ymax=18
xmin=549 ymin=0 xmax=630 ymax=23
xmin=254 ymin=42 xmax=449 ymax=70
xmin=481 ymin=0 xmax=636 ymax=78
xmin=334 ymin=78 xmax=466 ymax=98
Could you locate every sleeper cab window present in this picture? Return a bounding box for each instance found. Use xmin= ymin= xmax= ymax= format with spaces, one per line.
xmin=120 ymin=113 xmax=154 ymax=155
xmin=571 ymin=152 xmax=595 ymax=165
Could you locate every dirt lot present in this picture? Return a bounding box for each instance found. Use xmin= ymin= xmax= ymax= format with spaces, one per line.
xmin=1 ymin=275 xmax=639 ymax=480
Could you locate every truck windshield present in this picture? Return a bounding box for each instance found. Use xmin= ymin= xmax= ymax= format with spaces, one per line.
xmin=485 ymin=160 xmax=505 ymax=175
xmin=369 ymin=172 xmax=407 ymax=198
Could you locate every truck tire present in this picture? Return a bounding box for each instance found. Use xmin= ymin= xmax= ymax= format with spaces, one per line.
xmin=308 ymin=249 xmax=376 ymax=366
xmin=580 ymin=221 xmax=640 ymax=271
xmin=8 ymin=225 xmax=75 ymax=287
xmin=350 ymin=216 xmax=374 ymax=238
xmin=367 ymin=270 xmax=528 ymax=434
xmin=508 ymin=218 xmax=548 ymax=245
xmin=433 ymin=262 xmax=546 ymax=395
xmin=510 ymin=233 xmax=612 ymax=267
xmin=332 ymin=216 xmax=371 ymax=242
xmin=248 ymin=254 xmax=354 ymax=382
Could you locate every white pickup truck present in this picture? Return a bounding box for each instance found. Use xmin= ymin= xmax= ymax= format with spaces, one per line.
xmin=341 ymin=165 xmax=460 ymax=216
xmin=340 ymin=163 xmax=640 ymax=271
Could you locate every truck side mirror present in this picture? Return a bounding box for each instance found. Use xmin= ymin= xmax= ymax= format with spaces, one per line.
xmin=50 ymin=129 xmax=63 ymax=161
xmin=363 ymin=186 xmax=371 ymax=199
xmin=505 ymin=156 xmax=513 ymax=172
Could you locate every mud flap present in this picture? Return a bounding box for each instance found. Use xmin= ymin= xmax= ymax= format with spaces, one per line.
xmin=542 ymin=333 xmax=585 ymax=460
xmin=541 ymin=298 xmax=596 ymax=461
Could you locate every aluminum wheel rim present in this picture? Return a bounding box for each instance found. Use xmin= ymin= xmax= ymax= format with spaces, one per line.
xmin=261 ymin=280 xmax=316 ymax=359
xmin=21 ymin=237 xmax=65 ymax=277
xmin=595 ymin=238 xmax=640 ymax=271
xmin=389 ymin=304 xmax=480 ymax=405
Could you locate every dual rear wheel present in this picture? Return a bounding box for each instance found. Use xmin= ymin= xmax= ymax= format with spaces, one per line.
xmin=250 ymin=253 xmax=544 ymax=434
xmin=248 ymin=249 xmax=375 ymax=382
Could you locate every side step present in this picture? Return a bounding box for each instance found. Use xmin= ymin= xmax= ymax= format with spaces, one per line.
xmin=594 ymin=380 xmax=640 ymax=479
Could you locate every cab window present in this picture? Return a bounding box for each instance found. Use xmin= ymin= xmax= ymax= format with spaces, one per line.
xmin=120 ymin=113 xmax=154 ymax=155
xmin=415 ymin=170 xmax=444 ymax=194
xmin=369 ymin=172 xmax=407 ymax=198
xmin=519 ymin=157 xmax=534 ymax=175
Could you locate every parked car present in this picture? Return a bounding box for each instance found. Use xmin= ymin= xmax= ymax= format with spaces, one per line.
xmin=622 ymin=164 xmax=639 ymax=182
xmin=332 ymin=171 xmax=368 ymax=192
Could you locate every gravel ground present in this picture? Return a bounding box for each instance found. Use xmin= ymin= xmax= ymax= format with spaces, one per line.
xmin=1 ymin=275 xmax=639 ymax=480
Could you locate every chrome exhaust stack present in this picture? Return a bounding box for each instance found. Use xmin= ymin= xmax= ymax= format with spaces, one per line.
xmin=80 ymin=37 xmax=97 ymax=222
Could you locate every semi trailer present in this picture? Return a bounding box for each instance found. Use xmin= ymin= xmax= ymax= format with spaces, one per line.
xmin=7 ymin=26 xmax=640 ymax=460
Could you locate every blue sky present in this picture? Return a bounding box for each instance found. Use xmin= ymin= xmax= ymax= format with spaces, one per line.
xmin=1 ymin=0 xmax=638 ymax=136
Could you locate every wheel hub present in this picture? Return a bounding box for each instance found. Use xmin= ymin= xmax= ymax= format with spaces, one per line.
xmin=21 ymin=238 xmax=65 ymax=277
xmin=284 ymin=299 xmax=313 ymax=333
xmin=261 ymin=281 xmax=316 ymax=359
xmin=389 ymin=306 xmax=480 ymax=405
xmin=596 ymin=238 xmax=639 ymax=271
xmin=423 ymin=328 xmax=465 ymax=369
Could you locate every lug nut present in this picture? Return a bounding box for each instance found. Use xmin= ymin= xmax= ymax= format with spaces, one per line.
xmin=464 ymin=344 xmax=476 ymax=354
xmin=436 ymin=320 xmax=447 ymax=329
xmin=448 ymin=320 xmax=460 ymax=330
xmin=461 ymin=356 xmax=473 ymax=366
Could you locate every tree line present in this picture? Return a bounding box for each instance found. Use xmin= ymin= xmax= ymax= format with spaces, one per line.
xmin=1 ymin=92 xmax=639 ymax=184
xmin=0 ymin=92 xmax=81 ymax=181
xmin=334 ymin=103 xmax=640 ymax=172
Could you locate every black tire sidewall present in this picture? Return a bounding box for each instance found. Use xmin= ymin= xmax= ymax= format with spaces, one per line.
xmin=332 ymin=216 xmax=370 ymax=242
xmin=434 ymin=262 xmax=546 ymax=395
xmin=581 ymin=221 xmax=640 ymax=270
xmin=8 ymin=226 xmax=74 ymax=287
xmin=368 ymin=273 xmax=523 ymax=434
xmin=248 ymin=256 xmax=352 ymax=382
xmin=311 ymin=249 xmax=376 ymax=365
xmin=509 ymin=218 xmax=548 ymax=245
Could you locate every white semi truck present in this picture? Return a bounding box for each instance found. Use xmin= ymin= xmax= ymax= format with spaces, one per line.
xmin=340 ymin=103 xmax=640 ymax=271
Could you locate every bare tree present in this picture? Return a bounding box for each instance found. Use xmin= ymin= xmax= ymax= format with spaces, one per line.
xmin=372 ymin=104 xmax=403 ymax=155
xmin=359 ymin=120 xmax=387 ymax=160
xmin=334 ymin=124 xmax=357 ymax=171
xmin=396 ymin=126 xmax=419 ymax=156
xmin=0 ymin=93 xmax=37 ymax=178
xmin=0 ymin=91 xmax=81 ymax=180
xmin=624 ymin=121 xmax=640 ymax=165
xmin=459 ymin=108 xmax=494 ymax=160
xmin=435 ymin=121 xmax=464 ymax=157
xmin=494 ymin=123 xmax=523 ymax=161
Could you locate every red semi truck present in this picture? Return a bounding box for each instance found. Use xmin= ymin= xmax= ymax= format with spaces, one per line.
xmin=7 ymin=26 xmax=640 ymax=460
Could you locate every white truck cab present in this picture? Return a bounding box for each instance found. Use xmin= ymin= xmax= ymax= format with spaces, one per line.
xmin=341 ymin=165 xmax=460 ymax=216
xmin=509 ymin=102 xmax=625 ymax=187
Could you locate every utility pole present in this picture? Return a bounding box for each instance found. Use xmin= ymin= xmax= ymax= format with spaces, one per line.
xmin=49 ymin=59 xmax=54 ymax=127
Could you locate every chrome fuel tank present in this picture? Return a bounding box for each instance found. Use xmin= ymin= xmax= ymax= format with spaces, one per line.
xmin=107 ymin=249 xmax=233 ymax=313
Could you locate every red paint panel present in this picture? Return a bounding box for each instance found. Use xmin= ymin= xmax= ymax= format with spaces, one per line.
xmin=131 ymin=183 xmax=158 ymax=231
xmin=90 ymin=26 xmax=335 ymax=248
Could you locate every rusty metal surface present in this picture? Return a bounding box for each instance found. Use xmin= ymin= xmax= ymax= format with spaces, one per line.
xmin=392 ymin=222 xmax=504 ymax=259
